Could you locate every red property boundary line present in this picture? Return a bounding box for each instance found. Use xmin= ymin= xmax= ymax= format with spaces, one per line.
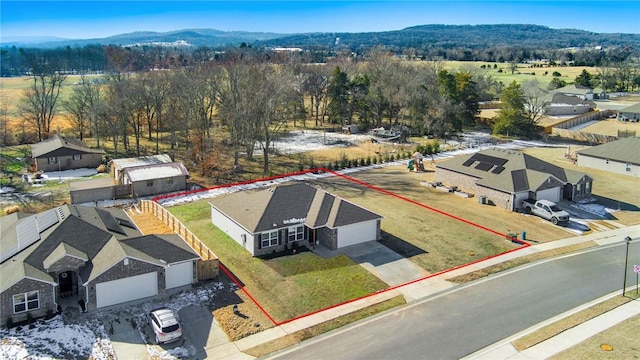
xmin=155 ymin=167 xmax=530 ymax=327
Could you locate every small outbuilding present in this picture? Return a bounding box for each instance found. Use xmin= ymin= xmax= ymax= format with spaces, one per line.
xmin=617 ymin=103 xmax=640 ymax=122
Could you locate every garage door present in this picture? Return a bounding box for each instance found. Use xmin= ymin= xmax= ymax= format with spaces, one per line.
xmin=336 ymin=220 xmax=377 ymax=248
xmin=96 ymin=272 xmax=157 ymax=308
xmin=536 ymin=187 xmax=560 ymax=203
xmin=166 ymin=262 xmax=194 ymax=289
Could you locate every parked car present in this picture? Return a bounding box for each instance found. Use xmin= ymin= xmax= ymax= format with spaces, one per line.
xmin=521 ymin=199 xmax=570 ymax=225
xmin=148 ymin=307 xmax=182 ymax=344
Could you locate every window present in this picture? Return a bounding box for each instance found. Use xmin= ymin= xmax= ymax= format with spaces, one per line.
xmin=261 ymin=231 xmax=278 ymax=248
xmin=48 ymin=157 xmax=57 ymax=164
xmin=166 ymin=178 xmax=174 ymax=185
xmin=146 ymin=180 xmax=153 ymax=187
xmin=626 ymin=163 xmax=632 ymax=172
xmin=288 ymin=225 xmax=305 ymax=242
xmin=13 ymin=291 xmax=39 ymax=313
xmin=73 ymin=154 xmax=82 ymax=160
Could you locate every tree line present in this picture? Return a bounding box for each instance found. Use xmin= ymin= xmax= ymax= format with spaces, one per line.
xmin=3 ymin=46 xmax=637 ymax=175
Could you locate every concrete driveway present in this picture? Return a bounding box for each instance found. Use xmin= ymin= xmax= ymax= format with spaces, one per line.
xmin=342 ymin=241 xmax=430 ymax=286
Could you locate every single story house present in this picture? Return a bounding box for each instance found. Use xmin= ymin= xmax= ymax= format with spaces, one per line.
xmin=576 ymin=137 xmax=640 ymax=178
xmin=123 ymin=162 xmax=190 ymax=198
xmin=0 ymin=205 xmax=200 ymax=326
xmin=544 ymin=93 xmax=595 ymax=116
xmin=31 ymin=135 xmax=104 ymax=172
xmin=209 ymin=182 xmax=383 ymax=256
xmin=617 ymin=103 xmax=640 ymax=122
xmin=554 ymin=84 xmax=606 ymax=101
xmin=435 ymin=149 xmax=593 ymax=211
xmin=109 ymin=154 xmax=173 ymax=184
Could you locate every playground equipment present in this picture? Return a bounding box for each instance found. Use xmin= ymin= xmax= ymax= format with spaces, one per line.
xmin=408 ymin=152 xmax=425 ymax=172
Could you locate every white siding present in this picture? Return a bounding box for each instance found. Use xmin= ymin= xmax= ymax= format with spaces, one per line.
xmin=577 ymin=155 xmax=639 ymax=178
xmin=210 ymin=206 xmax=254 ymax=255
xmin=96 ymin=272 xmax=158 ymax=308
xmin=336 ymin=220 xmax=378 ymax=248
xmin=536 ymin=187 xmax=561 ymax=203
xmin=165 ymin=262 xmax=194 ymax=289
xmin=514 ymin=192 xmax=530 ymax=211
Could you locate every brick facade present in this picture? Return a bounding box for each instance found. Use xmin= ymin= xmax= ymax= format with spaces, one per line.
xmin=1 ymin=279 xmax=56 ymax=326
xmin=435 ymin=168 xmax=481 ymax=194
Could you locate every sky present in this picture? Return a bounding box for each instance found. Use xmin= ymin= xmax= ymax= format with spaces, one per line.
xmin=1 ymin=1 xmax=639 ymax=42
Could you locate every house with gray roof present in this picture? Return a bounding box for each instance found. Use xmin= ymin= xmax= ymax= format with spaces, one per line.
xmin=435 ymin=149 xmax=593 ymax=211
xmin=31 ymin=135 xmax=104 ymax=172
xmin=209 ymin=182 xmax=382 ymax=256
xmin=544 ymin=93 xmax=595 ymax=116
xmin=0 ymin=205 xmax=199 ymax=326
xmin=617 ymin=103 xmax=640 ymax=122
xmin=554 ymin=84 xmax=606 ymax=101
xmin=576 ymin=137 xmax=640 ymax=177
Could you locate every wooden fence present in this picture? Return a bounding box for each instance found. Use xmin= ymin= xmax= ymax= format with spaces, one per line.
xmin=138 ymin=200 xmax=219 ymax=280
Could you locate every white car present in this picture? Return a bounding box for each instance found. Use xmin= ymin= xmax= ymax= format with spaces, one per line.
xmin=148 ymin=307 xmax=182 ymax=344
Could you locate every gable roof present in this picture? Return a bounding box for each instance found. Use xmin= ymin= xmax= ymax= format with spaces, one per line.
xmin=437 ymin=149 xmax=591 ymax=194
xmin=549 ymin=93 xmax=594 ymax=106
xmin=554 ymin=84 xmax=604 ymax=96
xmin=123 ymin=162 xmax=189 ymax=182
xmin=618 ymin=102 xmax=640 ymax=115
xmin=1 ymin=204 xmax=198 ymax=293
xmin=576 ymin=137 xmax=640 ymax=165
xmin=110 ymin=154 xmax=173 ymax=171
xmin=209 ymin=182 xmax=382 ymax=233
xmin=31 ymin=134 xmax=105 ymax=158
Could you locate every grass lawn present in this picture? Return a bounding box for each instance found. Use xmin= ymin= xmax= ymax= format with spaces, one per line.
xmin=168 ymin=200 xmax=388 ymax=322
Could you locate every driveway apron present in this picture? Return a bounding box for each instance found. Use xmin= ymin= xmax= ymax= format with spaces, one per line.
xmin=342 ymin=242 xmax=430 ymax=286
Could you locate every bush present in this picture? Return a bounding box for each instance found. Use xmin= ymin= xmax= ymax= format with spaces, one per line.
xmin=96 ymin=164 xmax=107 ymax=173
xmin=359 ymin=158 xmax=366 ymax=167
xmin=334 ymin=160 xmax=340 ymax=170
xmin=552 ymin=71 xmax=561 ymax=77
xmin=432 ymin=141 xmax=441 ymax=154
xmin=5 ymin=205 xmax=20 ymax=215
xmin=372 ymin=157 xmax=378 ymax=165
xmin=6 ymin=317 xmax=13 ymax=329
xmin=309 ymin=157 xmax=315 ymax=170
xmin=366 ymin=156 xmax=371 ymax=166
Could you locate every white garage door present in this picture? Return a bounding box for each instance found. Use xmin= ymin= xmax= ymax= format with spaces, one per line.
xmin=166 ymin=262 xmax=194 ymax=289
xmin=96 ymin=272 xmax=158 ymax=308
xmin=336 ymin=220 xmax=377 ymax=248
xmin=536 ymin=187 xmax=561 ymax=203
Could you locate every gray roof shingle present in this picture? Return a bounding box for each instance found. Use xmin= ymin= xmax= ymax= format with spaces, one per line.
xmin=209 ymin=182 xmax=382 ymax=233
xmin=31 ymin=135 xmax=105 ymax=158
xmin=576 ymin=137 xmax=640 ymax=165
xmin=437 ymin=149 xmax=592 ymax=194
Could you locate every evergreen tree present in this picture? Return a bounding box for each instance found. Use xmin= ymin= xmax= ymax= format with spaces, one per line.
xmin=327 ymin=66 xmax=350 ymax=126
xmin=493 ymin=81 xmax=536 ymax=137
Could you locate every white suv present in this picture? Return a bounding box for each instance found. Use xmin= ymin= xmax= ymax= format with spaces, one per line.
xmin=148 ymin=307 xmax=182 ymax=344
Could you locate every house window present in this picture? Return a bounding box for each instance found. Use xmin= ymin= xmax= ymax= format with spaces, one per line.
xmin=166 ymin=178 xmax=174 ymax=184
xmin=261 ymin=230 xmax=279 ymax=248
xmin=146 ymin=180 xmax=153 ymax=187
xmin=288 ymin=225 xmax=305 ymax=242
xmin=626 ymin=163 xmax=632 ymax=172
xmin=13 ymin=291 xmax=40 ymax=313
xmin=48 ymin=157 xmax=57 ymax=164
xmin=73 ymin=154 xmax=82 ymax=160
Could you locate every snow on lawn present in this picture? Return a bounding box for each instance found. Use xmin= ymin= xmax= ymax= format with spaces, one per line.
xmin=0 ymin=281 xmax=232 ymax=360
xmin=0 ymin=317 xmax=113 ymax=360
xmin=40 ymin=168 xmax=98 ymax=180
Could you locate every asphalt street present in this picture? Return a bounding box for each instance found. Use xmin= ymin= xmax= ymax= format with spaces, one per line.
xmin=269 ymin=241 xmax=640 ymax=360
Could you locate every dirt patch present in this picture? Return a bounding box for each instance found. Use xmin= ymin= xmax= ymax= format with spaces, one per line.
xmin=126 ymin=208 xmax=175 ymax=235
xmin=212 ymin=292 xmax=275 ymax=341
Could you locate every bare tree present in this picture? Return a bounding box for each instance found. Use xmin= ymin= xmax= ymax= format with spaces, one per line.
xmin=0 ymin=94 xmax=12 ymax=145
xmin=19 ymin=70 xmax=67 ymax=141
xmin=522 ymin=79 xmax=550 ymax=124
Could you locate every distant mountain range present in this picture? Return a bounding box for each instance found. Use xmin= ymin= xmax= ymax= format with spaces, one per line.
xmin=2 ymin=24 xmax=639 ymax=50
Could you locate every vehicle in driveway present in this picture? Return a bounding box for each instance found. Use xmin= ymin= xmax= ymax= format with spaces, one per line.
xmin=521 ymin=199 xmax=570 ymax=225
xmin=148 ymin=307 xmax=183 ymax=344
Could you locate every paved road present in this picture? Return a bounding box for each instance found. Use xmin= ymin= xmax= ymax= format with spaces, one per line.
xmin=270 ymin=241 xmax=640 ymax=360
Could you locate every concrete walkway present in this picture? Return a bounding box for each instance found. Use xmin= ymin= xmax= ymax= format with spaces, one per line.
xmin=223 ymin=225 xmax=640 ymax=360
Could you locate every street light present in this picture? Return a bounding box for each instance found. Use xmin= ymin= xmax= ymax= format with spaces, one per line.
xmin=623 ymin=236 xmax=633 ymax=297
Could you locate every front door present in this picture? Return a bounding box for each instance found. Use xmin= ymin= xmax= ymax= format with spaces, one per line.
xmin=58 ymin=271 xmax=74 ymax=295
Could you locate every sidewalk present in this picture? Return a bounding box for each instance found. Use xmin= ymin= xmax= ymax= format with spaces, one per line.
xmin=221 ymin=225 xmax=640 ymax=360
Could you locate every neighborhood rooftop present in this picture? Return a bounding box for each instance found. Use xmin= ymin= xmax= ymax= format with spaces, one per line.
xmin=576 ymin=137 xmax=640 ymax=165
xmin=31 ymin=134 xmax=105 ymax=158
